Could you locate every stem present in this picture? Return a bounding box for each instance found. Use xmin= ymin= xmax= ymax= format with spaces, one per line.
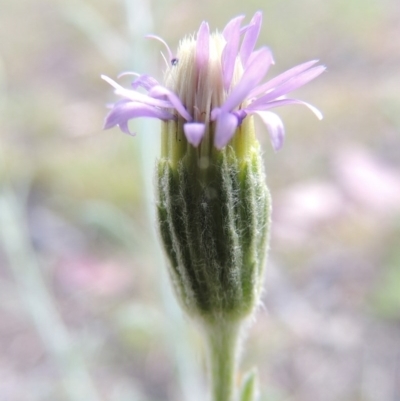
xmin=206 ymin=321 xmax=242 ymax=401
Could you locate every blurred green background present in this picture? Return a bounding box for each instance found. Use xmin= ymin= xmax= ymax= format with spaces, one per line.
xmin=1 ymin=0 xmax=400 ymax=400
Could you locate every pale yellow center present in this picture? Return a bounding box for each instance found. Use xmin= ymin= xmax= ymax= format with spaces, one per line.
xmin=161 ymin=32 xmax=256 ymax=165
xmin=164 ymin=33 xmax=243 ymax=124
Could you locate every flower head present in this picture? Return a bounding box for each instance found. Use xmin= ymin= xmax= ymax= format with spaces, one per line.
xmin=103 ymin=12 xmax=324 ymax=151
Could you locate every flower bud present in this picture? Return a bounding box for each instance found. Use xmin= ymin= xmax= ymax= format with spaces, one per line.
xmin=102 ymin=13 xmax=325 ymax=325
xmin=156 ymin=31 xmax=271 ymax=323
xmin=158 ymin=131 xmax=270 ymax=324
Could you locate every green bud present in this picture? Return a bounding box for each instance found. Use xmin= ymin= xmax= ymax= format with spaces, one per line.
xmin=157 ymin=115 xmax=271 ymax=324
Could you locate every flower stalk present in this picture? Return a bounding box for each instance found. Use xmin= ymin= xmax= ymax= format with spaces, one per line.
xmin=205 ymin=322 xmax=241 ymax=401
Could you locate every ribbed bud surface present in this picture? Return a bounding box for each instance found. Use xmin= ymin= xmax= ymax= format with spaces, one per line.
xmin=157 ymin=137 xmax=271 ymax=323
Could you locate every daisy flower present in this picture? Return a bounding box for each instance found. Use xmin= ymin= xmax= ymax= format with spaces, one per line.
xmin=102 ymin=12 xmax=325 ymax=151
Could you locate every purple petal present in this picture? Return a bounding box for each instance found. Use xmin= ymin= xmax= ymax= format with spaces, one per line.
xmin=222 ymin=16 xmax=245 ymax=90
xmin=254 ymin=111 xmax=285 ymax=151
xmin=222 ymin=15 xmax=245 ymax=39
xmin=221 ymin=47 xmax=273 ymax=113
xmin=214 ymin=112 xmax=238 ymax=149
xmin=247 ymin=98 xmax=323 ymax=119
xmin=104 ymin=102 xmax=175 ymax=129
xmin=240 ymin=12 xmax=262 ymax=67
xmin=131 ymin=74 xmax=160 ymax=90
xmin=232 ymin=109 xmax=247 ymax=125
xmin=119 ymin=121 xmax=135 ymax=136
xmin=249 ymin=65 xmax=326 ymax=108
xmin=184 ymin=122 xmax=206 ymax=146
xmin=196 ymin=21 xmax=210 ymax=70
xmin=101 ymin=75 xmax=173 ymax=108
xmin=149 ymin=85 xmax=193 ymax=121
xmin=210 ymin=107 xmax=221 ymax=121
xmin=248 ymin=60 xmax=320 ymax=99
xmin=246 ymin=47 xmax=274 ymax=69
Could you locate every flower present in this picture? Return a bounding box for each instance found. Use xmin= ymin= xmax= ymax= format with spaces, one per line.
xmin=103 ymin=12 xmax=324 ymax=151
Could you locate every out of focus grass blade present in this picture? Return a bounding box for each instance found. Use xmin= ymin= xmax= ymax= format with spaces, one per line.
xmin=123 ymin=1 xmax=204 ymax=401
xmin=61 ymin=0 xmax=130 ymax=65
xmin=0 ymin=188 xmax=102 ymax=401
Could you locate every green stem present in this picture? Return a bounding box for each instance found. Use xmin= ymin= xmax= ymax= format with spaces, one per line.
xmin=206 ymin=321 xmax=242 ymax=401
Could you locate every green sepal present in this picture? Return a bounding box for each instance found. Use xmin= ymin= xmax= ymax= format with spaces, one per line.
xmin=239 ymin=369 xmax=259 ymax=401
xmin=157 ymin=145 xmax=271 ymax=324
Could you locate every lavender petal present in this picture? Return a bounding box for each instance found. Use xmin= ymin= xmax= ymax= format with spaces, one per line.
xmin=101 ymin=75 xmax=173 ymax=108
xmin=240 ymin=11 xmax=262 ymax=67
xmin=248 ymin=60 xmax=320 ymax=99
xmin=214 ymin=112 xmax=238 ymax=149
xmin=104 ymin=102 xmax=175 ymax=129
xmin=249 ymin=65 xmax=326 ymax=108
xmin=222 ymin=15 xmax=245 ymax=90
xmin=184 ymin=122 xmax=206 ymax=146
xmin=149 ymin=85 xmax=193 ymax=121
xmin=131 ymin=74 xmax=160 ymax=90
xmin=221 ymin=47 xmax=273 ymax=113
xmin=196 ymin=21 xmax=210 ymax=70
xmin=254 ymin=111 xmax=285 ymax=151
xmin=247 ymin=98 xmax=323 ymax=119
xmin=246 ymin=47 xmax=274 ymax=70
xmin=119 ymin=121 xmax=136 ymax=136
xmin=210 ymin=107 xmax=221 ymax=121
